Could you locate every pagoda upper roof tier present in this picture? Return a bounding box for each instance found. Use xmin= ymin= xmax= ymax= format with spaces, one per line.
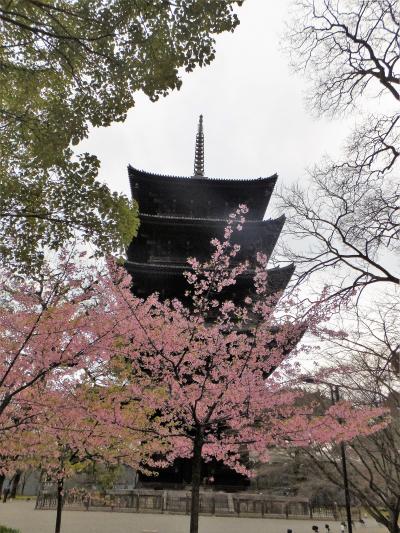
xmin=126 ymin=261 xmax=295 ymax=301
xmin=128 ymin=166 xmax=277 ymax=221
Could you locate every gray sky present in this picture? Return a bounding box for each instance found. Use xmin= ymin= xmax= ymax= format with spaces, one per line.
xmin=77 ymin=0 xmax=354 ymax=207
xmin=76 ymin=0 xmax=398 ymax=363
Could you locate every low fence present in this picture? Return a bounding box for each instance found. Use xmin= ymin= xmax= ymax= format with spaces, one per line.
xmin=36 ymin=489 xmax=357 ymax=520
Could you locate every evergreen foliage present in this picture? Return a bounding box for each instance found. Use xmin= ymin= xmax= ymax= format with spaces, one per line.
xmin=0 ymin=0 xmax=243 ymax=270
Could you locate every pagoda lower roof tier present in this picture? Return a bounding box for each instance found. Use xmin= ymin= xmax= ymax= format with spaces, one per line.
xmin=129 ymin=166 xmax=277 ymax=220
xmin=125 ymin=261 xmax=295 ymax=301
xmin=127 ymin=215 xmax=285 ymax=265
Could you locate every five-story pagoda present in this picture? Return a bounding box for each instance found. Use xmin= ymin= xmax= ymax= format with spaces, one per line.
xmin=125 ymin=116 xmax=294 ymax=488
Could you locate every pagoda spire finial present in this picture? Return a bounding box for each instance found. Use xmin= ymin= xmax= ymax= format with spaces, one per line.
xmin=193 ymin=114 xmax=205 ymax=177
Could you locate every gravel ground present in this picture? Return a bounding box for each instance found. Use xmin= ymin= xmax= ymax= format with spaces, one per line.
xmin=0 ymin=500 xmax=386 ymax=533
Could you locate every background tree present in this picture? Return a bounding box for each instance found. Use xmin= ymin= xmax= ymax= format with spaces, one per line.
xmin=279 ymin=0 xmax=400 ymax=302
xmin=0 ymin=0 xmax=244 ymax=270
xmin=252 ymin=446 xmax=345 ymax=505
xmin=280 ymin=6 xmax=400 ymax=527
xmin=301 ymin=298 xmax=400 ymax=533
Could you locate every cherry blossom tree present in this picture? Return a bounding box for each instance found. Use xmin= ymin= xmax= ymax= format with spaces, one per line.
xmin=100 ymin=206 xmax=387 ymax=533
xmin=0 ymin=250 xmax=168 ymax=532
xmin=0 ymin=376 xmax=164 ymax=533
xmin=0 ymin=209 xmax=389 ymax=533
xmin=0 ymin=250 xmax=125 ymax=434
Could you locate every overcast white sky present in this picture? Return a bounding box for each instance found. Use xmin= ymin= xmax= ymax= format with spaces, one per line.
xmin=76 ymin=0 xmax=400 ymax=366
xmin=77 ymin=0 xmax=355 ymax=210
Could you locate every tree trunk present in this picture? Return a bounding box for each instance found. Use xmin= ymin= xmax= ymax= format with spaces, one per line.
xmin=375 ymin=511 xmax=399 ymax=533
xmin=10 ymin=470 xmax=21 ymax=498
xmin=55 ymin=477 xmax=64 ymax=533
xmin=0 ymin=475 xmax=4 ymax=495
xmin=189 ymin=434 xmax=203 ymax=533
xmin=20 ymin=472 xmax=27 ymax=496
xmin=391 ymin=522 xmax=400 ymax=533
xmin=389 ymin=510 xmax=400 ymax=533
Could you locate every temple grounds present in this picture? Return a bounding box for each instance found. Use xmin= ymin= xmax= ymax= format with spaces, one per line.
xmin=0 ymin=501 xmax=386 ymax=533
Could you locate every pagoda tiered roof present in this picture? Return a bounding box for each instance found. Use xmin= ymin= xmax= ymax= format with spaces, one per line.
xmin=128 ymin=165 xmax=277 ymax=185
xmin=125 ymin=261 xmax=295 ymax=300
xmin=127 ymin=214 xmax=286 ymax=265
xmin=128 ymin=166 xmax=277 ymax=220
xmin=138 ymin=213 xmax=284 ymax=226
xmin=126 ymin=115 xmax=294 ymax=304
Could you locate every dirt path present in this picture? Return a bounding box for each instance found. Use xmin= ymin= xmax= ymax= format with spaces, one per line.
xmin=0 ymin=500 xmax=386 ymax=533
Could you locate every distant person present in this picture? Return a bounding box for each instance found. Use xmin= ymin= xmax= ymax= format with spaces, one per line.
xmin=83 ymin=492 xmax=91 ymax=511
xmin=312 ymin=526 xmax=319 ymax=532
xmin=359 ymin=517 xmax=366 ymax=526
xmin=340 ymin=523 xmax=346 ymax=532
xmin=325 ymin=524 xmax=331 ymax=532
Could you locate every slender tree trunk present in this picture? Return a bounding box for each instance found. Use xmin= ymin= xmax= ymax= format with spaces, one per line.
xmin=20 ymin=472 xmax=27 ymax=496
xmin=391 ymin=522 xmax=400 ymax=533
xmin=0 ymin=475 xmax=4 ymax=495
xmin=10 ymin=470 xmax=21 ymax=498
xmin=189 ymin=433 xmax=204 ymax=533
xmin=55 ymin=477 xmax=64 ymax=533
xmin=389 ymin=510 xmax=400 ymax=533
